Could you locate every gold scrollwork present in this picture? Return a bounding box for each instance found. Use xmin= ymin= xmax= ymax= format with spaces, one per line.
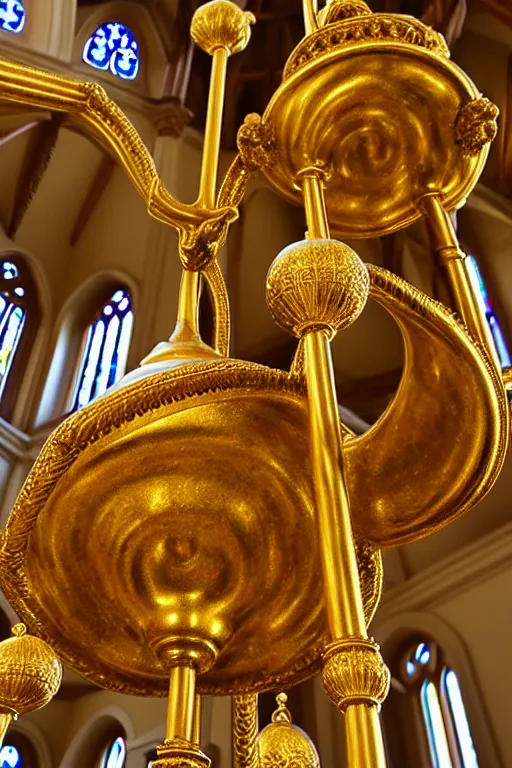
xmin=455 ymin=97 xmax=499 ymax=157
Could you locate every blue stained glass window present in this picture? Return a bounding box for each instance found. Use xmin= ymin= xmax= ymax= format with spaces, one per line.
xmin=443 ymin=670 xmax=479 ymax=768
xmin=466 ymin=255 xmax=511 ymax=368
xmin=72 ymin=288 xmax=133 ymax=411
xmin=0 ymin=0 xmax=25 ymax=34
xmin=421 ymin=681 xmax=453 ymax=768
xmin=0 ymin=745 xmax=22 ymax=768
xmin=83 ymin=23 xmax=140 ymax=80
xmin=100 ymin=737 xmax=126 ymax=768
xmin=0 ymin=260 xmax=26 ymax=397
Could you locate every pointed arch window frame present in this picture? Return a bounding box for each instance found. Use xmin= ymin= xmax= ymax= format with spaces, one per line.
xmin=465 ymin=254 xmax=511 ymax=369
xmin=400 ymin=638 xmax=480 ymax=768
xmin=71 ymin=287 xmax=134 ymax=412
xmin=82 ymin=22 xmax=140 ymax=81
xmin=0 ymin=255 xmax=40 ymax=422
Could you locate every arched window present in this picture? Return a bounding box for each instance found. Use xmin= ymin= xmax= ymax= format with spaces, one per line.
xmin=98 ymin=736 xmax=126 ymax=768
xmin=83 ymin=23 xmax=140 ymax=80
xmin=0 ymin=256 xmax=40 ymax=420
xmin=399 ymin=639 xmax=479 ymax=767
xmin=0 ymin=746 xmax=22 ymax=768
xmin=0 ymin=1 xmax=26 ymax=34
xmin=465 ymin=254 xmax=511 ymax=368
xmin=72 ymin=288 xmax=133 ymax=411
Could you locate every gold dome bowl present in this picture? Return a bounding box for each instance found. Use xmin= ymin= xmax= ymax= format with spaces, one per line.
xmin=260 ymin=12 xmax=496 ymax=238
xmin=0 ymin=267 xmax=506 ymax=697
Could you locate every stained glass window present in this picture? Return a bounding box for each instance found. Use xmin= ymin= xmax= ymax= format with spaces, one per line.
xmin=0 ymin=745 xmax=22 ymax=768
xmin=100 ymin=737 xmax=126 ymax=768
xmin=83 ymin=23 xmax=140 ymax=80
xmin=72 ymin=289 xmax=133 ymax=411
xmin=465 ymin=255 xmax=511 ymax=368
xmin=0 ymin=260 xmax=27 ymax=398
xmin=0 ymin=0 xmax=25 ymax=34
xmin=400 ymin=640 xmax=480 ymax=767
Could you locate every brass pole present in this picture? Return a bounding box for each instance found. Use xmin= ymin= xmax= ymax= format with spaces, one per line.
xmin=232 ymin=694 xmax=259 ymax=768
xmin=0 ymin=712 xmax=13 ymax=750
xmin=175 ymin=269 xmax=201 ymax=336
xmin=198 ymin=46 xmax=229 ymax=209
xmin=302 ymin=0 xmax=319 ymax=36
xmin=302 ymin=173 xmax=330 ymax=239
xmin=166 ymin=666 xmax=197 ymax=742
xmin=299 ymin=170 xmax=389 ymax=767
xmin=304 ymin=328 xmax=366 ymax=638
xmin=421 ymin=194 xmax=500 ymax=369
xmin=192 ymin=694 xmax=202 ymax=746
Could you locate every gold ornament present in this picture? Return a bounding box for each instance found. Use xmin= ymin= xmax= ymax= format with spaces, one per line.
xmin=322 ymin=637 xmax=391 ymax=712
xmin=151 ymin=739 xmax=211 ymax=768
xmin=191 ymin=0 xmax=255 ymax=56
xmin=256 ymin=693 xmax=320 ymax=768
xmin=0 ymin=624 xmax=62 ymax=715
xmin=233 ymin=695 xmax=259 ymax=768
xmin=266 ymin=239 xmax=370 ymax=338
xmin=455 ymin=97 xmax=499 ymax=157
xmin=318 ymin=0 xmax=372 ymax=26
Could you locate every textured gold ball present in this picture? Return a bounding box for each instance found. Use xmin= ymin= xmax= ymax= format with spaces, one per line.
xmin=319 ymin=0 xmax=372 ymax=26
xmin=0 ymin=624 xmax=62 ymax=715
xmin=257 ymin=720 xmax=320 ymax=768
xmin=191 ymin=1 xmax=255 ymax=56
xmin=266 ymin=239 xmax=369 ymax=338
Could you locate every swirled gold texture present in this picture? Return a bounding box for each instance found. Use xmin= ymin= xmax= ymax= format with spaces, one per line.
xmin=0 ymin=267 xmax=506 ymax=696
xmin=262 ymin=28 xmax=488 ymax=238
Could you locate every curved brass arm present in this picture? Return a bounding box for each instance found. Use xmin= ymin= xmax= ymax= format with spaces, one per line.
xmin=0 ymin=57 xmax=235 ymax=234
xmin=303 ymin=0 xmax=319 ymax=35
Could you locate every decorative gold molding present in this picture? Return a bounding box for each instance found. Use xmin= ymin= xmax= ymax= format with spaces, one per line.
xmin=455 ymin=97 xmax=499 ymax=157
xmin=322 ymin=636 xmax=390 ymax=712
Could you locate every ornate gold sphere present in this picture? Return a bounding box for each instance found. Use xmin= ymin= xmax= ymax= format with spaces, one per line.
xmin=0 ymin=624 xmax=62 ymax=715
xmin=257 ymin=693 xmax=320 ymax=768
xmin=266 ymin=239 xmax=369 ymax=338
xmin=191 ymin=0 xmax=255 ymax=56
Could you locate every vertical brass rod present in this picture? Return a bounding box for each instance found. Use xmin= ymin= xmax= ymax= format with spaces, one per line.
xmin=302 ymin=0 xmax=319 ymax=36
xmin=302 ymin=174 xmax=330 ymax=239
xmin=304 ymin=329 xmax=366 ymax=639
xmin=198 ymin=46 xmax=229 ymax=209
xmin=421 ymin=194 xmax=500 ymax=368
xmin=174 ymin=269 xmax=201 ymax=337
xmin=232 ymin=695 xmax=259 ymax=768
xmin=345 ymin=705 xmax=387 ymax=768
xmin=192 ymin=694 xmax=202 ymax=746
xmin=166 ymin=666 xmax=197 ymax=742
xmin=0 ymin=712 xmax=13 ymax=749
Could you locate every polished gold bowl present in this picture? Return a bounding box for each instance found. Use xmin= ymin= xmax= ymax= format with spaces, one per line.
xmin=261 ymin=16 xmax=491 ymax=238
xmin=0 ymin=267 xmax=506 ymax=697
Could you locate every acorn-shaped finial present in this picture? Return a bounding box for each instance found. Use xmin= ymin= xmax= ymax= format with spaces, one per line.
xmin=256 ymin=693 xmax=320 ymax=768
xmin=0 ymin=624 xmax=62 ymax=716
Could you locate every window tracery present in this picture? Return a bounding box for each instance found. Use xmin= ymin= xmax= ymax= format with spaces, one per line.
xmin=0 ymin=0 xmax=25 ymax=34
xmin=72 ymin=288 xmax=133 ymax=411
xmin=401 ymin=639 xmax=479 ymax=767
xmin=83 ymin=23 xmax=140 ymax=80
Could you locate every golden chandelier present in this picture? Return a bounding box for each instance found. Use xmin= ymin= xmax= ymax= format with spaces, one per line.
xmin=0 ymin=1 xmax=508 ymax=766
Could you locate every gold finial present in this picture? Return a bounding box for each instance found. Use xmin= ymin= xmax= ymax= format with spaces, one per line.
xmin=191 ymin=1 xmax=256 ymax=56
xmin=0 ymin=624 xmax=62 ymax=716
xmin=272 ymin=692 xmax=292 ymax=724
xmin=256 ymin=691 xmax=320 ymax=768
xmin=318 ymin=0 xmax=372 ymax=26
xmin=266 ymin=239 xmax=369 ymax=339
xmin=11 ymin=624 xmax=26 ymax=638
xmin=455 ymin=97 xmax=499 ymax=157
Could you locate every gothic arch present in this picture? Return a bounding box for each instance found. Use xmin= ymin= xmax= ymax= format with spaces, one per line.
xmin=7 ymin=721 xmax=52 ymax=768
xmin=35 ymin=269 xmax=138 ymax=427
xmin=74 ymin=2 xmax=169 ymax=98
xmin=375 ymin=609 xmax=504 ymax=767
xmin=59 ymin=705 xmax=135 ymax=768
